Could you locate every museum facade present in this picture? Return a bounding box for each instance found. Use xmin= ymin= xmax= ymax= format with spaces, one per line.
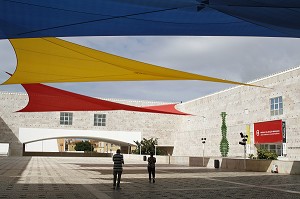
xmin=0 ymin=66 xmax=299 ymax=160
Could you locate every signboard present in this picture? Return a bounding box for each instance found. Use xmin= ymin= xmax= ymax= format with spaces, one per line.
xmin=283 ymin=143 xmax=287 ymax=155
xmin=254 ymin=120 xmax=283 ymax=144
xmin=282 ymin=121 xmax=287 ymax=155
xmin=245 ymin=124 xmax=251 ymax=154
xmin=246 ymin=124 xmax=251 ymax=144
xmin=282 ymin=121 xmax=286 ymax=143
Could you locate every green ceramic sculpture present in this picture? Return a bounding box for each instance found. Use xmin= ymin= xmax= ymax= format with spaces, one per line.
xmin=220 ymin=112 xmax=229 ymax=157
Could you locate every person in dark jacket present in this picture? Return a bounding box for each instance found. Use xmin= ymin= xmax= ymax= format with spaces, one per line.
xmin=113 ymin=149 xmax=124 ymax=189
xmin=147 ymin=151 xmax=156 ymax=183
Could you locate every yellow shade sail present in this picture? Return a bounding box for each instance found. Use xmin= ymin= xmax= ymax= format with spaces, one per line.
xmin=4 ymin=37 xmax=254 ymax=86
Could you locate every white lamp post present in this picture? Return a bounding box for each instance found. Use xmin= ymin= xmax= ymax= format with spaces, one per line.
xmin=201 ymin=138 xmax=206 ymax=166
xmin=201 ymin=116 xmax=207 ymax=167
xmin=139 ymin=143 xmax=142 ymax=155
xmin=239 ymin=132 xmax=248 ymax=170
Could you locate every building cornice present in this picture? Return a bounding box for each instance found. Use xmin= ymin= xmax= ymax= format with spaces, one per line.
xmin=183 ymin=65 xmax=300 ymax=105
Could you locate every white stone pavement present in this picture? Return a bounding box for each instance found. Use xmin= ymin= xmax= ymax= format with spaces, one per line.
xmin=0 ymin=156 xmax=300 ymax=199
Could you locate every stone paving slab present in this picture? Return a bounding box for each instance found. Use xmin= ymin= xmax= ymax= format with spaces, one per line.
xmin=0 ymin=157 xmax=300 ymax=199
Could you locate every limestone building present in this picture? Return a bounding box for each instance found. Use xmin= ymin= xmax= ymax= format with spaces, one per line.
xmin=0 ymin=66 xmax=299 ymax=160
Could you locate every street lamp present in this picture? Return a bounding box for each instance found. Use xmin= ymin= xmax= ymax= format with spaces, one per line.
xmin=155 ymin=139 xmax=159 ymax=156
xmin=201 ymin=138 xmax=206 ymax=167
xmin=200 ymin=116 xmax=207 ymax=167
xmin=239 ymin=132 xmax=248 ymax=170
xmin=139 ymin=143 xmax=142 ymax=155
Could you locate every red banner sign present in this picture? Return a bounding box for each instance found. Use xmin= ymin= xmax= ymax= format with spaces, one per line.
xmin=254 ymin=120 xmax=283 ymax=144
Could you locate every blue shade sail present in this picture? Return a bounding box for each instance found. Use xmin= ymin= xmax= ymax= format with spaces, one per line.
xmin=0 ymin=0 xmax=300 ymax=39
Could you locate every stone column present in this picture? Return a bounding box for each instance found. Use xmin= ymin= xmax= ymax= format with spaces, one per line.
xmin=8 ymin=142 xmax=23 ymax=156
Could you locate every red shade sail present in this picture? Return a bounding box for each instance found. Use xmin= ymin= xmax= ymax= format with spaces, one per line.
xmin=18 ymin=83 xmax=190 ymax=115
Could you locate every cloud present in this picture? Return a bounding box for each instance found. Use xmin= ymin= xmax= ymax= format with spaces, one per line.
xmin=1 ymin=36 xmax=300 ymax=102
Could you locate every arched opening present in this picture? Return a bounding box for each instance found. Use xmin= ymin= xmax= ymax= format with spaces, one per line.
xmin=19 ymin=128 xmax=141 ymax=157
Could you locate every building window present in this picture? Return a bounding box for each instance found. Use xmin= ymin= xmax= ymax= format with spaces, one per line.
xmin=259 ymin=144 xmax=282 ymax=156
xmin=60 ymin=112 xmax=73 ymax=125
xmin=94 ymin=114 xmax=106 ymax=126
xmin=270 ymin=96 xmax=283 ymax=116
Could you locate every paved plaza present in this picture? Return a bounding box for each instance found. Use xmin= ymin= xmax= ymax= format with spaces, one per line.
xmin=0 ymin=156 xmax=300 ymax=199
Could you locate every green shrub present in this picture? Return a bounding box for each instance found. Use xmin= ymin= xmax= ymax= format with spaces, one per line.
xmin=74 ymin=141 xmax=94 ymax=152
xmin=257 ymin=149 xmax=278 ymax=160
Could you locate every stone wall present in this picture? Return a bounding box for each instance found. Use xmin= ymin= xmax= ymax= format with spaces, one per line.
xmin=0 ymin=67 xmax=300 ymax=159
xmin=175 ymin=67 xmax=300 ymax=160
xmin=0 ymin=92 xmax=181 ymax=155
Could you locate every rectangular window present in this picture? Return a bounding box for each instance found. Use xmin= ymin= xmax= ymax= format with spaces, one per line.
xmin=60 ymin=112 xmax=73 ymax=125
xmin=270 ymin=96 xmax=283 ymax=116
xmin=259 ymin=144 xmax=282 ymax=156
xmin=94 ymin=114 xmax=106 ymax=126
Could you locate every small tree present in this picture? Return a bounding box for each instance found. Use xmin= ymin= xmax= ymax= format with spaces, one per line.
xmin=75 ymin=141 xmax=94 ymax=152
xmin=133 ymin=138 xmax=162 ymax=155
xmin=134 ymin=140 xmax=141 ymax=154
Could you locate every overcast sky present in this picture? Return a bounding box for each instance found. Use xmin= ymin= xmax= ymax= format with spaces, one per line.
xmin=1 ymin=36 xmax=300 ymax=102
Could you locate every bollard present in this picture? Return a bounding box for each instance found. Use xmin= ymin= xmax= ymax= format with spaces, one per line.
xmin=214 ymin=159 xmax=220 ymax=168
xmin=271 ymin=164 xmax=278 ymax=173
